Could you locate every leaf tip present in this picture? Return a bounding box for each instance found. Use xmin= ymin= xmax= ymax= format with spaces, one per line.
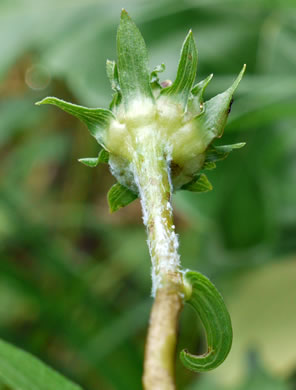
xmin=230 ymin=64 xmax=246 ymax=92
xmin=185 ymin=28 xmax=195 ymax=44
xmin=35 ymin=98 xmax=48 ymax=106
xmin=35 ymin=96 xmax=60 ymax=107
xmin=120 ymin=8 xmax=129 ymax=19
xmin=240 ymin=63 xmax=247 ymax=78
xmin=78 ymin=158 xmax=86 ymax=166
xmin=78 ymin=157 xmax=99 ymax=168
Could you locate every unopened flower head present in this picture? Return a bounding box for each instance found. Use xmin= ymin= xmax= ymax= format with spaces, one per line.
xmin=36 ymin=9 xmax=245 ymax=211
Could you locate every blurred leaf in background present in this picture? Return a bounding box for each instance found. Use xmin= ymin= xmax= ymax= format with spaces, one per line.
xmin=0 ymin=0 xmax=296 ymax=389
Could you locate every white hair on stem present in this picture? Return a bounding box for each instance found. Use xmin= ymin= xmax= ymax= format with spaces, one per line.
xmin=131 ymin=129 xmax=181 ymax=296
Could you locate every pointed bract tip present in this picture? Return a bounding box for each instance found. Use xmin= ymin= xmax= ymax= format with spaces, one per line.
xmin=234 ymin=142 xmax=246 ymax=148
xmin=241 ymin=63 xmax=247 ymax=77
xmin=229 ymin=64 xmax=246 ymax=93
xmin=121 ymin=9 xmax=129 ymax=18
xmin=185 ymin=29 xmax=194 ymax=40
xmin=35 ymin=98 xmax=48 ymax=106
xmin=204 ymin=73 xmax=213 ymax=84
xmin=184 ymin=29 xmax=197 ymax=50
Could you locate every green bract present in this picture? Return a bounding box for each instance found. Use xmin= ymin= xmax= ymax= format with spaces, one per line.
xmin=36 ymin=8 xmax=245 ymax=213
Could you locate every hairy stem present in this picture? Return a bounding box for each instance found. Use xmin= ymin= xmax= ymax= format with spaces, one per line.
xmin=132 ymin=133 xmax=184 ymax=389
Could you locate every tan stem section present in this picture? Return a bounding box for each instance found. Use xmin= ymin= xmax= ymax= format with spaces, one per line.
xmin=143 ymin=282 xmax=183 ymax=390
xmin=131 ymin=133 xmax=184 ymax=389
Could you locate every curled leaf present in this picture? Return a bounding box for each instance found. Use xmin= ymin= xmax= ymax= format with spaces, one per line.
xmin=180 ymin=270 xmax=233 ymax=372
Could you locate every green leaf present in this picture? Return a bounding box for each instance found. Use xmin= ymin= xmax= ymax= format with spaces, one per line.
xmin=78 ymin=157 xmax=99 ymax=167
xmin=97 ymin=148 xmax=110 ymax=163
xmin=116 ymin=9 xmax=154 ymax=108
xmin=195 ymin=64 xmax=246 ymax=143
xmin=107 ymin=182 xmax=138 ymax=212
xmin=214 ymin=142 xmax=246 ymax=153
xmin=180 ymin=270 xmax=233 ymax=372
xmin=205 ymin=142 xmax=246 ymax=162
xmin=202 ymin=161 xmax=216 ymax=170
xmin=36 ymin=97 xmax=114 ymax=146
xmin=161 ymin=30 xmax=198 ymax=108
xmin=181 ymin=173 xmax=212 ymax=192
xmin=0 ymin=338 xmax=82 ymax=390
xmin=78 ymin=149 xmax=109 ymax=167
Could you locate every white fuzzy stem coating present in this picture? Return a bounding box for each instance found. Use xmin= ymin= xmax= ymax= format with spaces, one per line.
xmin=132 ymin=132 xmax=181 ymax=295
xmin=131 ymin=130 xmax=183 ymax=390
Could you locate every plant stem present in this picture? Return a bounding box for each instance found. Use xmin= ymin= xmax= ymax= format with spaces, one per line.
xmin=131 ymin=132 xmax=183 ymax=390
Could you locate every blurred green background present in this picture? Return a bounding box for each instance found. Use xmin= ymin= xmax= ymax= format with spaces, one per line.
xmin=0 ymin=0 xmax=296 ymax=389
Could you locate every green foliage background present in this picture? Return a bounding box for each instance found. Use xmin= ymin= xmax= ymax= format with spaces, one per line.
xmin=0 ymin=0 xmax=295 ymax=389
